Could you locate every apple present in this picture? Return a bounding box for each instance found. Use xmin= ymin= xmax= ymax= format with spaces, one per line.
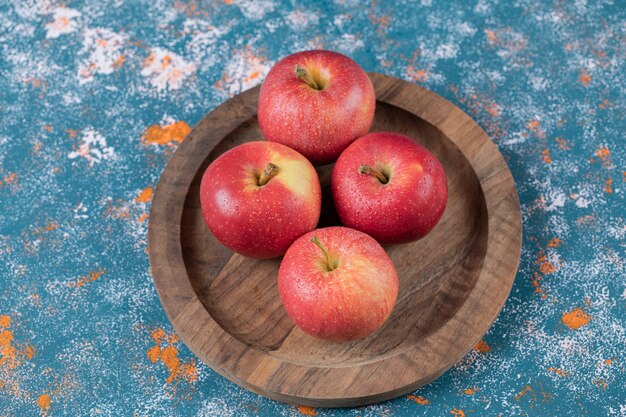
xmin=278 ymin=226 xmax=398 ymax=342
xmin=331 ymin=132 xmax=448 ymax=244
xmin=258 ymin=50 xmax=376 ymax=165
xmin=200 ymin=141 xmax=321 ymax=259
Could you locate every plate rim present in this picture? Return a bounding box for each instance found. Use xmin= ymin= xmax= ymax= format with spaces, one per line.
xmin=147 ymin=72 xmax=522 ymax=407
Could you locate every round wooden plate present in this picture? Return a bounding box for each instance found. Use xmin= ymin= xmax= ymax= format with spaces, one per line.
xmin=148 ymin=73 xmax=522 ymax=407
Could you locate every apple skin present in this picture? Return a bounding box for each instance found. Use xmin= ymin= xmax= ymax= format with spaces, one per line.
xmin=200 ymin=141 xmax=321 ymax=259
xmin=331 ymin=132 xmax=448 ymax=244
xmin=278 ymin=226 xmax=399 ymax=342
xmin=258 ymin=50 xmax=375 ymax=165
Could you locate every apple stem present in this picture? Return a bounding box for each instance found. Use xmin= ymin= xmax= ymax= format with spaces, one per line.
xmin=311 ymin=237 xmax=338 ymax=271
xmin=358 ymin=165 xmax=389 ymax=184
xmin=258 ymin=163 xmax=279 ymax=186
xmin=294 ymin=65 xmax=321 ymax=90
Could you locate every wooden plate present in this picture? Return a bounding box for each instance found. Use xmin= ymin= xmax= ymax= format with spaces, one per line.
xmin=148 ymin=73 xmax=522 ymax=407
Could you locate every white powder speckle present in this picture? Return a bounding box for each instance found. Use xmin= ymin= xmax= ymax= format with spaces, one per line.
xmin=529 ymin=75 xmax=550 ymax=91
xmin=236 ymin=0 xmax=276 ymax=21
xmin=77 ymin=28 xmax=128 ymax=84
xmin=45 ymin=7 xmax=81 ymax=39
xmin=183 ymin=19 xmax=230 ymax=63
xmin=333 ymin=33 xmax=365 ymax=53
xmin=285 ymin=9 xmax=319 ymax=30
xmin=457 ymin=22 xmax=477 ymax=36
xmin=544 ymin=189 xmax=567 ymax=212
xmin=68 ymin=128 xmax=116 ymax=166
xmin=218 ymin=48 xmax=272 ymax=97
xmin=435 ymin=43 xmax=459 ymax=59
xmin=141 ymin=48 xmax=196 ymax=92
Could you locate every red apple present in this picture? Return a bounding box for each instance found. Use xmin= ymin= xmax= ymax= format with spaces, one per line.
xmin=331 ymin=132 xmax=448 ymax=244
xmin=258 ymin=50 xmax=376 ymax=165
xmin=278 ymin=226 xmax=398 ymax=342
xmin=200 ymin=141 xmax=321 ymax=259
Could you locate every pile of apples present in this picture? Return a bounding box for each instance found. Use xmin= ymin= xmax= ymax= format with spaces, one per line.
xmin=200 ymin=50 xmax=448 ymax=342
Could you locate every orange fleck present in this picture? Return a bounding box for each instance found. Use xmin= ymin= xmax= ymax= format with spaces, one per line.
xmin=407 ymin=65 xmax=428 ymax=82
xmin=67 ymin=129 xmax=78 ymax=139
xmin=161 ymin=346 xmax=181 ymax=384
xmin=578 ymin=69 xmax=591 ymax=87
xmin=515 ymin=385 xmax=533 ymax=401
xmin=297 ymin=405 xmax=318 ymax=416
xmin=113 ymin=54 xmax=126 ymax=68
xmin=33 ymin=223 xmax=60 ymax=235
xmin=623 ymin=171 xmax=626 ymax=182
xmin=97 ymin=38 xmax=108 ymax=47
xmin=0 ymin=328 xmax=17 ymax=369
xmin=37 ymin=394 xmax=51 ymax=414
xmin=0 ymin=316 xmax=10 ymax=328
xmin=26 ymin=78 xmax=42 ymax=88
xmin=23 ymin=345 xmax=36 ymax=360
xmin=143 ymin=53 xmax=155 ymax=68
xmin=224 ymin=0 xmax=234 ymax=3
xmin=474 ymin=340 xmax=491 ymax=353
xmin=147 ymin=345 xmax=161 ymax=363
xmin=604 ymin=359 xmax=612 ymax=365
xmin=595 ymin=146 xmax=612 ymax=168
xmin=531 ymin=272 xmax=547 ymax=299
xmin=485 ymin=29 xmax=496 ymax=44
xmin=161 ymin=55 xmax=172 ymax=68
xmin=540 ymin=261 xmax=556 ymax=274
xmin=548 ymin=367 xmax=569 ymax=377
xmin=31 ymin=141 xmax=43 ymax=154
xmin=536 ymin=253 xmax=558 ymax=275
xmin=526 ymin=119 xmax=540 ymax=132
xmin=166 ymin=333 xmax=179 ymax=345
xmin=555 ymin=137 xmax=570 ymax=150
xmin=407 ymin=395 xmax=429 ymax=405
xmin=598 ymin=98 xmax=612 ymax=109
xmin=180 ymin=361 xmax=198 ymax=383
xmin=526 ymin=119 xmax=545 ymax=138
xmin=577 ymin=215 xmax=596 ymax=227
xmin=548 ymin=238 xmax=562 ymax=247
xmin=147 ymin=327 xmax=197 ymax=384
xmin=43 ymin=125 xmax=52 ymax=132
xmin=464 ymin=387 xmax=478 ymax=395
xmin=485 ymin=102 xmax=501 ymax=117
xmin=450 ymin=407 xmax=465 ymax=417
xmin=368 ymin=9 xmax=391 ymax=32
xmin=68 ymin=270 xmax=105 ymax=288
xmin=593 ymin=378 xmax=607 ymax=390
xmin=138 ymin=213 xmax=148 ymax=223
xmin=142 ymin=121 xmax=191 ymax=146
xmin=541 ymin=148 xmax=552 ymax=164
xmin=4 ymin=173 xmax=17 ymax=185
xmin=604 ymin=178 xmax=613 ymax=194
xmin=244 ymin=70 xmax=261 ymax=83
xmin=152 ymin=328 xmax=166 ymax=344
xmin=81 ymin=62 xmax=97 ymax=78
xmin=562 ymin=307 xmax=590 ymax=329
xmin=135 ymin=186 xmax=153 ymax=204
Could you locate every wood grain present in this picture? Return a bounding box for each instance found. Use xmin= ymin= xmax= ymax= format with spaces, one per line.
xmin=148 ymin=73 xmax=522 ymax=407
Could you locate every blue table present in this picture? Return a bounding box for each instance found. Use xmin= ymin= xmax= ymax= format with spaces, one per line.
xmin=1 ymin=1 xmax=624 ymax=415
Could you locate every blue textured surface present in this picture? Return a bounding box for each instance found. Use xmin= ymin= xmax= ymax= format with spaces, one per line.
xmin=1 ymin=1 xmax=625 ymax=416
